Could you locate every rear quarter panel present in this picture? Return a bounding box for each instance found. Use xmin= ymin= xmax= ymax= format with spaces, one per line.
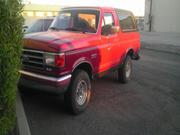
xmin=119 ymin=31 xmax=140 ymax=56
xmin=114 ymin=9 xmax=140 ymax=60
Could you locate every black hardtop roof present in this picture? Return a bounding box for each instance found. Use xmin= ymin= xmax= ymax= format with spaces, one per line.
xmin=61 ymin=6 xmax=132 ymax=13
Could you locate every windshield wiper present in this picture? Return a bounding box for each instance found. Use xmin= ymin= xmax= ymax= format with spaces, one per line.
xmin=65 ymin=27 xmax=86 ymax=33
xmin=49 ymin=27 xmax=59 ymax=31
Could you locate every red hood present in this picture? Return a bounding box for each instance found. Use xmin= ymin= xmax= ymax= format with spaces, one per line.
xmin=23 ymin=31 xmax=96 ymax=52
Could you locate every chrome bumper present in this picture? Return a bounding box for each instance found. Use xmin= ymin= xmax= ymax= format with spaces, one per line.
xmin=19 ymin=70 xmax=71 ymax=82
xmin=19 ymin=70 xmax=72 ymax=93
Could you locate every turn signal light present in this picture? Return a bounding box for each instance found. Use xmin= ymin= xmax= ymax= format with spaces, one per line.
xmin=55 ymin=53 xmax=65 ymax=67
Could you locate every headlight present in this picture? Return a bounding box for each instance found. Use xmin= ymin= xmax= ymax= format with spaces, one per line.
xmin=44 ymin=53 xmax=65 ymax=67
xmin=44 ymin=53 xmax=55 ymax=66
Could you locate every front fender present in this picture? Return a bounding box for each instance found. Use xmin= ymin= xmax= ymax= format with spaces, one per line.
xmin=72 ymin=57 xmax=94 ymax=73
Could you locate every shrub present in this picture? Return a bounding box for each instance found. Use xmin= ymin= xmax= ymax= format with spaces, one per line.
xmin=0 ymin=0 xmax=24 ymax=135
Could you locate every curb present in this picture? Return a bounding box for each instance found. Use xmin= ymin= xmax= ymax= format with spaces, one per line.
xmin=16 ymin=91 xmax=31 ymax=135
xmin=141 ymin=41 xmax=180 ymax=55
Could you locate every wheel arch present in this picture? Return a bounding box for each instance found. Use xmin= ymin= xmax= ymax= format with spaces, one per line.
xmin=126 ymin=48 xmax=135 ymax=59
xmin=72 ymin=61 xmax=93 ymax=80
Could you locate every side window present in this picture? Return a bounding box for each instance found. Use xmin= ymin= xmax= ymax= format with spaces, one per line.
xmin=104 ymin=13 xmax=115 ymax=26
xmin=117 ymin=10 xmax=136 ymax=32
xmin=101 ymin=19 xmax=105 ymax=27
xmin=101 ymin=13 xmax=115 ymax=35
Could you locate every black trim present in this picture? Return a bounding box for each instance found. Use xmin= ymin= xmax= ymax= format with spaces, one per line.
xmin=115 ymin=8 xmax=138 ymax=33
xmin=132 ymin=53 xmax=140 ymax=60
xmin=93 ymin=64 xmax=122 ymax=79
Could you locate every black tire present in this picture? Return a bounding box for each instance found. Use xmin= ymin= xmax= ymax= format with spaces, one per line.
xmin=64 ymin=70 xmax=91 ymax=115
xmin=118 ymin=55 xmax=132 ymax=83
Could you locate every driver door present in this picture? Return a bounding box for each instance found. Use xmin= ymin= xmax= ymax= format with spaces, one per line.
xmin=99 ymin=11 xmax=120 ymax=72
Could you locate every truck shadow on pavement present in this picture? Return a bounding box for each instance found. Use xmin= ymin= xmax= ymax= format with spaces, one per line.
xmin=20 ymin=88 xmax=68 ymax=115
xmin=20 ymin=72 xmax=136 ymax=116
xmin=20 ymin=50 xmax=180 ymax=135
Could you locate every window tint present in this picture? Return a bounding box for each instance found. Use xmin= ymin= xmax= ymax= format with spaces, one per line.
xmin=43 ymin=20 xmax=54 ymax=31
xmin=52 ymin=12 xmax=71 ymax=29
xmin=78 ymin=13 xmax=96 ymax=29
xmin=50 ymin=9 xmax=100 ymax=33
xmin=116 ymin=10 xmax=136 ymax=32
xmin=26 ymin=19 xmax=53 ymax=33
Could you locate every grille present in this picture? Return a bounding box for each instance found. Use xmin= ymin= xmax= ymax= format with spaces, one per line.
xmin=22 ymin=49 xmax=44 ymax=70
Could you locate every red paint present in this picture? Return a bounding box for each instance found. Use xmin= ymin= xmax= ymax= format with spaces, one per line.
xmin=22 ymin=7 xmax=140 ymax=83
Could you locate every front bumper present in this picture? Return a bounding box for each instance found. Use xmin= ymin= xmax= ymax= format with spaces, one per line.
xmin=19 ymin=70 xmax=72 ymax=94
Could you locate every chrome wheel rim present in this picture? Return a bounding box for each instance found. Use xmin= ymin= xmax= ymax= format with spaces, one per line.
xmin=125 ymin=61 xmax=131 ymax=78
xmin=76 ymin=80 xmax=88 ymax=106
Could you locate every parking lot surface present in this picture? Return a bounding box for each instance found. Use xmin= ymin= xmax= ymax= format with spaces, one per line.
xmin=21 ymin=49 xmax=180 ymax=135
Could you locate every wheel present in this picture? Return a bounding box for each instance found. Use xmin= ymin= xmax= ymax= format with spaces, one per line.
xmin=64 ymin=69 xmax=91 ymax=114
xmin=118 ymin=55 xmax=132 ymax=83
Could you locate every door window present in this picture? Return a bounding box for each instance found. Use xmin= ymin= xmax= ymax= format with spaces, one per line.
xmin=101 ymin=13 xmax=115 ymax=35
xmin=104 ymin=13 xmax=114 ymax=26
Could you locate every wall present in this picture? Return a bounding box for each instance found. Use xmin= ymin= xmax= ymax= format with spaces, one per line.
xmin=144 ymin=0 xmax=180 ymax=33
xmin=23 ymin=4 xmax=60 ymax=26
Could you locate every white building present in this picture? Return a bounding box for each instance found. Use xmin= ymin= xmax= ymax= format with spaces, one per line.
xmin=23 ymin=4 xmax=60 ymax=26
xmin=144 ymin=0 xmax=180 ymax=33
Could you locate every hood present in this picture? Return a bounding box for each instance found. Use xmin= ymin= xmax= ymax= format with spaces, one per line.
xmin=23 ymin=31 xmax=95 ymax=52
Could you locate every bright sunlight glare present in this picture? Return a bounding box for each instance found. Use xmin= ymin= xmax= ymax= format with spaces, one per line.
xmin=24 ymin=0 xmax=145 ymax=16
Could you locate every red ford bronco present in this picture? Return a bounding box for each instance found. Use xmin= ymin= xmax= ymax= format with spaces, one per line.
xmin=19 ymin=7 xmax=140 ymax=114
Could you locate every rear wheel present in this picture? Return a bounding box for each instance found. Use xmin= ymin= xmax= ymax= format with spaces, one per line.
xmin=118 ymin=55 xmax=132 ymax=83
xmin=64 ymin=70 xmax=91 ymax=114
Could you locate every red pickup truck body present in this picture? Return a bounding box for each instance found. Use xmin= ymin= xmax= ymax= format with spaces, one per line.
xmin=19 ymin=7 xmax=140 ymax=114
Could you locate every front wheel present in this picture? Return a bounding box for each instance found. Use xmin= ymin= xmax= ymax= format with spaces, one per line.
xmin=64 ymin=70 xmax=91 ymax=115
xmin=118 ymin=55 xmax=132 ymax=83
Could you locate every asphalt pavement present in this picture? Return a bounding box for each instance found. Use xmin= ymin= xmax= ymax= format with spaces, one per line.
xmin=20 ymin=49 xmax=180 ymax=135
xmin=141 ymin=32 xmax=180 ymax=55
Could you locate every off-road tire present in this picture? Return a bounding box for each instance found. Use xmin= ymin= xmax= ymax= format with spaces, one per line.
xmin=118 ymin=55 xmax=132 ymax=83
xmin=64 ymin=70 xmax=91 ymax=115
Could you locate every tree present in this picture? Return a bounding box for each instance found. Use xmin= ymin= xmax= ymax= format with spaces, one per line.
xmin=0 ymin=0 xmax=24 ymax=134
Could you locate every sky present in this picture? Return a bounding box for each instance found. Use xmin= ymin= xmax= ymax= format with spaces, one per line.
xmin=24 ymin=0 xmax=145 ymax=16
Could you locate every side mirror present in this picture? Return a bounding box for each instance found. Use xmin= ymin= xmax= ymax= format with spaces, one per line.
xmin=101 ymin=25 xmax=111 ymax=36
xmin=102 ymin=25 xmax=120 ymax=36
xmin=111 ymin=26 xmax=120 ymax=34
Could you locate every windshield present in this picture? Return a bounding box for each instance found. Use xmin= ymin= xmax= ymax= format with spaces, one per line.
xmin=50 ymin=9 xmax=100 ymax=33
xmin=26 ymin=19 xmax=53 ymax=33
